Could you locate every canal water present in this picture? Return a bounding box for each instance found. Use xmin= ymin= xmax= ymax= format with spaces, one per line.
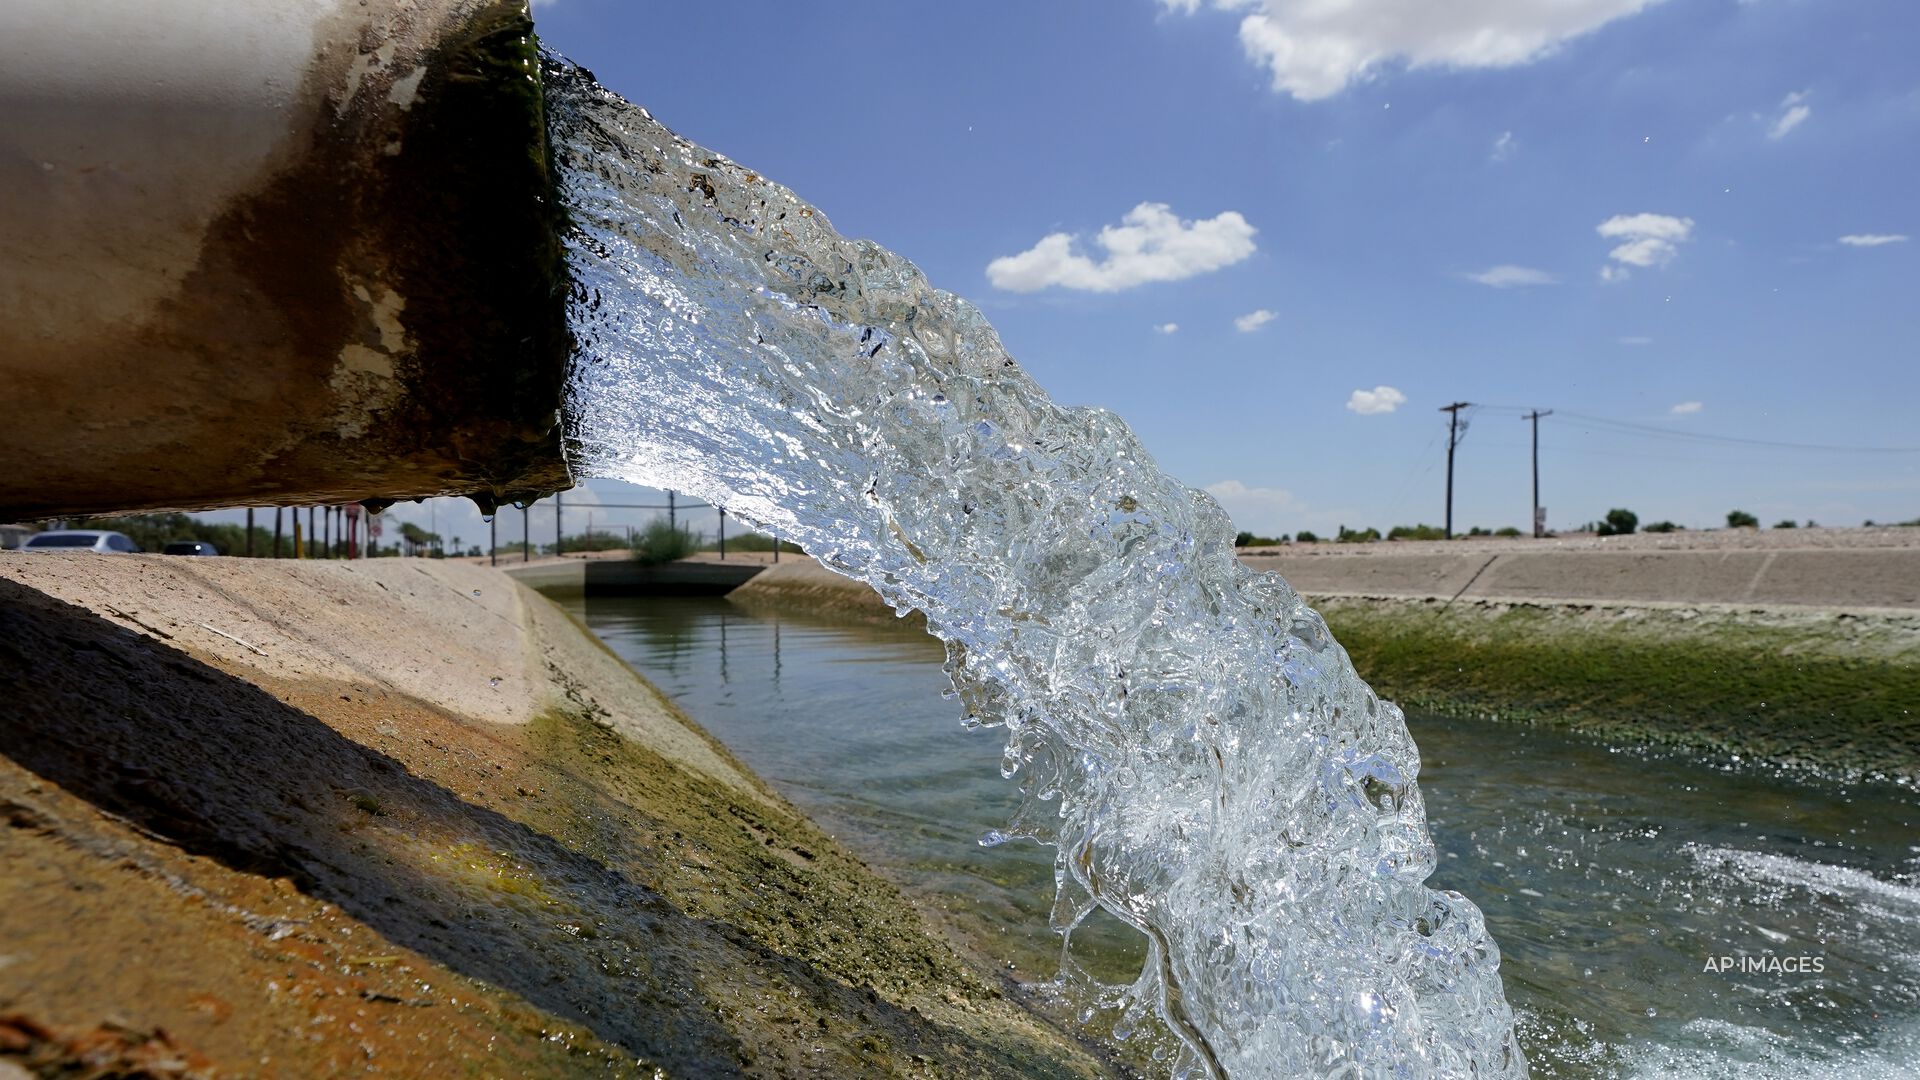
xmin=565 ymin=595 xmax=1920 ymax=1078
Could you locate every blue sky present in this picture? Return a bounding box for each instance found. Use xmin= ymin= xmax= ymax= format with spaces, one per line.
xmin=329 ymin=1 xmax=1920 ymax=546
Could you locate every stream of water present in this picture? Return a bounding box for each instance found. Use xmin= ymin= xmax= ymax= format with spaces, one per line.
xmin=551 ymin=55 xmax=1519 ymax=1076
xmin=567 ymin=597 xmax=1920 ymax=1079
xmin=544 ymin=54 xmax=1920 ymax=1077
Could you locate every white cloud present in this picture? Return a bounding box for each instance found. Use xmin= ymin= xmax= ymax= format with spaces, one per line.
xmin=1161 ymin=0 xmax=1664 ymax=101
xmin=1204 ymin=479 xmax=1298 ymax=510
xmin=1491 ymin=130 xmax=1517 ymax=162
xmin=1465 ymin=264 xmax=1557 ymax=288
xmin=1766 ymin=90 xmax=1811 ymax=140
xmin=987 ymin=202 xmax=1257 ymax=292
xmin=1670 ymin=400 xmax=1703 ymax=415
xmin=1597 ymin=212 xmax=1694 ymax=272
xmin=1600 ymin=264 xmax=1631 ymax=284
xmin=1347 ymin=385 xmax=1407 ymax=415
xmin=1618 ymin=335 xmax=1654 ymax=346
xmin=1155 ymin=322 xmax=1181 ymax=334
xmin=1839 ymin=233 xmax=1908 ymax=247
xmin=1234 ymin=308 xmax=1278 ymax=332
xmin=1204 ymin=479 xmax=1327 ymax=537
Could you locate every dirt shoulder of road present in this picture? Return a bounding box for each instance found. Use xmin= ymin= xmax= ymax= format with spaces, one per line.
xmin=0 ymin=553 xmax=1114 ymax=1079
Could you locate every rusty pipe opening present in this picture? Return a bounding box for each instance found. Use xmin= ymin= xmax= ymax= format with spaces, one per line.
xmin=0 ymin=0 xmax=573 ymax=519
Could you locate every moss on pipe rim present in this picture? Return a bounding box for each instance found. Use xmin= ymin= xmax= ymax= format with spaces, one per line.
xmin=370 ymin=2 xmax=577 ymax=514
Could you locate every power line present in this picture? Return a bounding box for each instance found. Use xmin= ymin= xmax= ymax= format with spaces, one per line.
xmin=1381 ymin=428 xmax=1446 ymax=523
xmin=1552 ymin=410 xmax=1920 ymax=454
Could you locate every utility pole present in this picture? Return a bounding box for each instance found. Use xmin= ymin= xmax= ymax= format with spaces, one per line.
xmin=555 ymin=492 xmax=563 ymax=557
xmin=273 ymin=507 xmax=283 ymax=558
xmin=246 ymin=508 xmax=255 ymax=557
xmin=1524 ymin=409 xmax=1553 ymax=538
xmin=667 ymin=490 xmax=676 ymax=532
xmin=1438 ymin=402 xmax=1472 ymax=539
xmin=522 ymin=504 xmax=530 ymax=563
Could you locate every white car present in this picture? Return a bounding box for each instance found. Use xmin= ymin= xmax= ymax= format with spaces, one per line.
xmin=18 ymin=529 xmax=141 ymax=553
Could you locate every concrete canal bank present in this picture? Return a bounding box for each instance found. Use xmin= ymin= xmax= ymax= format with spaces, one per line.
xmin=500 ymin=551 xmax=765 ymax=597
xmin=0 ymin=553 xmax=1111 ymax=1078
xmin=729 ymin=531 xmax=1920 ymax=781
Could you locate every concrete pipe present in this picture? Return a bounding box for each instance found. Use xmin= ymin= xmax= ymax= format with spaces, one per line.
xmin=0 ymin=0 xmax=573 ymax=519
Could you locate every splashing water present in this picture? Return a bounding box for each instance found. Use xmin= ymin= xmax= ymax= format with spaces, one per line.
xmin=547 ymin=58 xmax=1524 ymax=1078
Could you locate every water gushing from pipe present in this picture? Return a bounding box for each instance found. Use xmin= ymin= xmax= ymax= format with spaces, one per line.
xmin=548 ymin=58 xmax=1524 ymax=1079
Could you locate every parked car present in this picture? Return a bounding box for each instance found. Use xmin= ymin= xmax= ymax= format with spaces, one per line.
xmin=19 ymin=529 xmax=140 ymax=553
xmin=161 ymin=540 xmax=220 ymax=557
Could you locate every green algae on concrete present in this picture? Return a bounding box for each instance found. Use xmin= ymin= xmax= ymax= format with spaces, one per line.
xmin=521 ymin=706 xmax=1117 ymax=1078
xmin=0 ymin=555 xmax=1116 ymax=1078
xmin=1317 ymin=597 xmax=1920 ymax=782
xmin=728 ymin=558 xmax=1920 ymax=781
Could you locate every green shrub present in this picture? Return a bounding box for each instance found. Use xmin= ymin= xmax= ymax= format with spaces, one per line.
xmin=1387 ymin=524 xmax=1446 ymax=541
xmin=1727 ymin=510 xmax=1759 ymax=529
xmin=1494 ymin=526 xmax=1523 ymax=537
xmin=1596 ymin=508 xmax=1638 ymax=536
xmin=1773 ymin=519 xmax=1798 ymax=530
xmin=1337 ymin=525 xmax=1381 ymax=543
xmin=710 ymin=531 xmax=803 ymax=553
xmin=553 ymin=532 xmax=632 ymax=554
xmin=1642 ymin=521 xmax=1682 ymax=533
xmin=1295 ymin=530 xmax=1321 ymax=543
xmin=632 ymin=518 xmax=695 ymax=566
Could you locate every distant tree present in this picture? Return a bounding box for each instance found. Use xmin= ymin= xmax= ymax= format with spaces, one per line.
xmin=1467 ymin=526 xmax=1492 ymax=537
xmin=1336 ymin=525 xmax=1381 ymax=543
xmin=1235 ymin=531 xmax=1255 ymax=547
xmin=1494 ymin=526 xmax=1523 ymax=537
xmin=1596 ymin=508 xmax=1638 ymax=536
xmin=1727 ymin=510 xmax=1760 ymax=529
xmin=1295 ymin=530 xmax=1320 ymax=543
xmin=397 ymin=521 xmax=441 ymax=556
xmin=554 ymin=532 xmax=632 ymax=554
xmin=74 ymin=512 xmax=282 ymax=557
xmin=1642 ymin=521 xmax=1682 ymax=533
xmin=632 ymin=518 xmax=695 ymax=567
xmin=714 ymin=532 xmax=804 ymax=554
xmin=1773 ymin=519 xmax=1798 ymax=529
xmin=1387 ymin=524 xmax=1446 ymax=541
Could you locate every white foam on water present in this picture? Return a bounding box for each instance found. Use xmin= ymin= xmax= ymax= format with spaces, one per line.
xmin=1620 ymin=1017 xmax=1920 ymax=1080
xmin=1686 ymin=843 xmax=1920 ymax=925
